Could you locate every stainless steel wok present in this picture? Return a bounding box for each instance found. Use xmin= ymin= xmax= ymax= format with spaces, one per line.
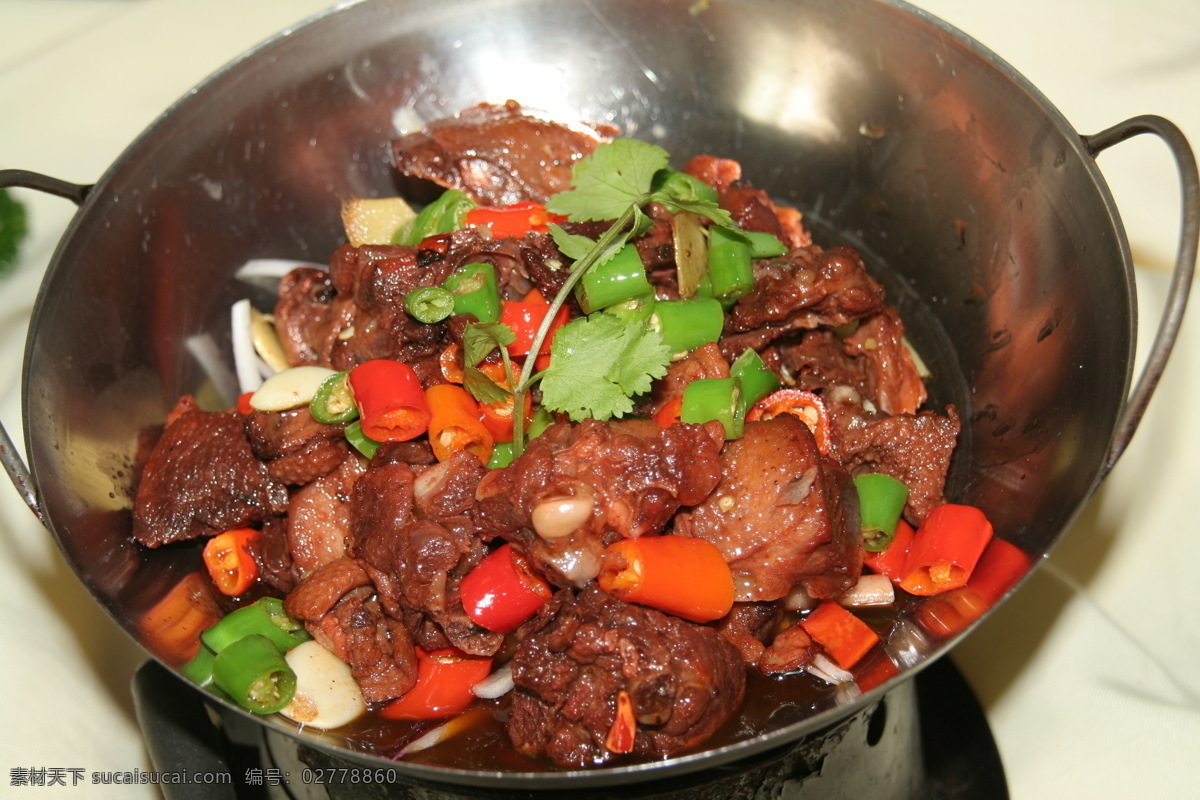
xmin=1 ymin=0 xmax=1196 ymax=790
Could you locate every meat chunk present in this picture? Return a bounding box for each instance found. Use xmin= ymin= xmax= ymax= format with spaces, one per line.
xmin=391 ymin=101 xmax=617 ymax=206
xmin=245 ymin=406 xmax=351 ymax=485
xmin=475 ymin=419 xmax=724 ymax=587
xmin=777 ymin=309 xmax=927 ymax=416
xmin=351 ymin=446 xmax=501 ymax=656
xmin=132 ymin=409 xmax=289 ymax=548
xmin=507 ymin=586 xmax=746 ymax=768
xmin=287 ymin=454 xmax=367 ymax=578
xmin=674 ymin=415 xmax=862 ymax=601
xmin=304 ymin=586 xmax=418 ymax=704
xmin=283 ymin=557 xmax=373 ymax=621
xmin=724 ymin=245 xmax=886 ymax=349
xmin=830 ymin=402 xmax=962 ymax=523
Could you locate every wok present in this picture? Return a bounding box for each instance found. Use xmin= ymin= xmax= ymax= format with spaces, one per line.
xmin=1 ymin=0 xmax=1196 ymax=790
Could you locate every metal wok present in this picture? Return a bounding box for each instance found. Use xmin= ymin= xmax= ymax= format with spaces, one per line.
xmin=1 ymin=0 xmax=1196 ymax=791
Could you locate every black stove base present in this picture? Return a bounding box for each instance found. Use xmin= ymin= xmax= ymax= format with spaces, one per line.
xmin=132 ymin=657 xmax=1005 ymax=800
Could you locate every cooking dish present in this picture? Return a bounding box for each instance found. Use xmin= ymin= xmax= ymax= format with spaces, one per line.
xmin=1 ymin=0 xmax=1196 ymax=789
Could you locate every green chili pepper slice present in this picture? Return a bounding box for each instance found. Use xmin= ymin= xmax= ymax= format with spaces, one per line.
xmin=487 ymin=441 xmax=516 ymax=469
xmin=854 ymin=473 xmax=910 ymax=552
xmin=707 ymin=226 xmax=754 ymax=305
xmin=180 ymin=644 xmax=216 ymax=688
xmin=443 ymin=262 xmax=502 ymax=323
xmin=653 ymin=297 xmax=725 ymax=355
xmin=392 ymin=189 xmax=477 ymax=245
xmin=403 ymin=285 xmax=456 ymax=324
xmin=344 ymin=420 xmax=380 ymax=459
xmin=680 ymin=377 xmax=745 ymax=440
xmin=729 ymin=348 xmax=780 ymax=410
xmin=741 ymin=230 xmax=787 ymax=259
xmin=310 ymin=370 xmax=358 ymax=425
xmin=200 ymin=597 xmax=311 ymax=655
xmin=575 ymin=243 xmax=654 ymax=314
xmin=211 ymin=633 xmax=297 ymax=715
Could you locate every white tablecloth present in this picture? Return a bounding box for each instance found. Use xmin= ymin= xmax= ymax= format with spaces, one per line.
xmin=1 ymin=1 xmax=1197 ymax=797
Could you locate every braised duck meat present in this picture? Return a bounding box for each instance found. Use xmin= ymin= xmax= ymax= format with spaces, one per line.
xmin=391 ymin=100 xmax=618 ymax=206
xmin=132 ymin=407 xmax=288 ymax=548
xmin=725 ymin=244 xmax=887 ymax=343
xmin=674 ymin=415 xmax=862 ymax=602
xmin=245 ymin=406 xmax=351 ymax=485
xmin=507 ymin=585 xmax=746 ymax=768
xmin=475 ymin=419 xmax=725 ymax=587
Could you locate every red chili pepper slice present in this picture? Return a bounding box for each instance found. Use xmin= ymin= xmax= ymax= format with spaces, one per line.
xmin=598 ymin=536 xmax=735 ymax=623
xmin=236 ymin=392 xmax=255 ymax=415
xmin=465 ymin=202 xmax=566 ymax=239
xmin=347 ymin=359 xmax=431 ymax=442
xmin=202 ymin=528 xmax=261 ymax=596
xmin=913 ymin=536 xmax=1030 ymax=638
xmin=652 ymin=396 xmax=684 ymax=428
xmin=476 ymin=362 xmax=533 ymax=443
xmin=378 ymin=648 xmax=494 ymax=720
xmin=746 ymin=388 xmax=832 ymax=454
xmin=798 ymin=601 xmax=879 ymax=670
xmin=863 ymin=518 xmax=915 ymax=583
xmin=499 ymin=289 xmax=570 ymax=359
xmin=459 ymin=544 xmax=552 ymax=633
xmin=899 ymin=504 xmax=994 ymax=596
xmin=604 ymin=690 xmax=637 ymax=755
xmin=439 ymin=343 xmax=464 ymax=384
xmin=425 ymin=383 xmax=494 ymax=465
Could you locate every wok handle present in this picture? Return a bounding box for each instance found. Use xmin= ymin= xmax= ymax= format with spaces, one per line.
xmin=1082 ymin=115 xmax=1199 ymax=476
xmin=0 ymin=170 xmax=93 ymax=523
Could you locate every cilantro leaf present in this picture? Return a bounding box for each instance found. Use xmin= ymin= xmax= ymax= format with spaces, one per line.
xmin=462 ymin=322 xmax=515 ymax=366
xmin=547 ymin=139 xmax=669 ymax=222
xmin=463 ymin=366 xmax=511 ymax=405
xmin=538 ymin=312 xmax=671 ymax=421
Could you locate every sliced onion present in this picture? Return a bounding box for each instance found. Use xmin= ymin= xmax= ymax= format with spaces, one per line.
xmin=806 ymin=653 xmax=855 ymax=685
xmin=234 ymin=258 xmax=325 ymax=281
xmin=395 ymin=706 xmax=491 ymax=758
xmin=231 ymin=299 xmax=265 ymax=394
xmin=837 ymin=574 xmax=896 ymax=608
xmin=472 ymin=664 xmax=514 ymax=699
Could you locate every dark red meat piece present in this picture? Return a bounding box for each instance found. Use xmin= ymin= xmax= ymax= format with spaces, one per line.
xmin=391 ymin=100 xmax=617 ymax=206
xmin=507 ymin=585 xmax=746 ymax=768
xmin=475 ymin=419 xmax=725 ymax=587
xmin=674 ymin=415 xmax=862 ymax=602
xmin=132 ymin=409 xmax=288 ymax=548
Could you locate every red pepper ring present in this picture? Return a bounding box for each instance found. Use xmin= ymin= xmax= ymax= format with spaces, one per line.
xmin=347 ymin=359 xmax=431 ymax=442
xmin=899 ymin=503 xmax=994 ymax=596
xmin=202 ymin=528 xmax=261 ymax=596
xmin=499 ymin=292 xmax=570 ymax=358
xmin=746 ymin=389 xmax=832 ymax=454
xmin=465 ymin=202 xmax=567 ymax=239
xmin=378 ymin=648 xmax=494 ymax=721
xmin=460 ymin=544 xmax=552 ymax=633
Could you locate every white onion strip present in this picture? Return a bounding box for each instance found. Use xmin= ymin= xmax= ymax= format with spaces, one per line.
xmin=234 ymin=258 xmax=325 ymax=281
xmin=472 ymin=664 xmax=514 ymax=699
xmin=231 ymin=299 xmax=266 ymax=394
xmin=395 ymin=707 xmax=490 ymax=758
xmin=805 ymin=653 xmax=855 ymax=685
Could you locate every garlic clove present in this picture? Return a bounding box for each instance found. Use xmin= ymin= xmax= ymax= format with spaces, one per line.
xmin=279 ymin=641 xmax=366 ymax=730
xmin=250 ymin=366 xmax=336 ymax=412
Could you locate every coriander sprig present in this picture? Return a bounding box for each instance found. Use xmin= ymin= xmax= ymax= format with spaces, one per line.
xmin=467 ymin=138 xmax=734 ymax=455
